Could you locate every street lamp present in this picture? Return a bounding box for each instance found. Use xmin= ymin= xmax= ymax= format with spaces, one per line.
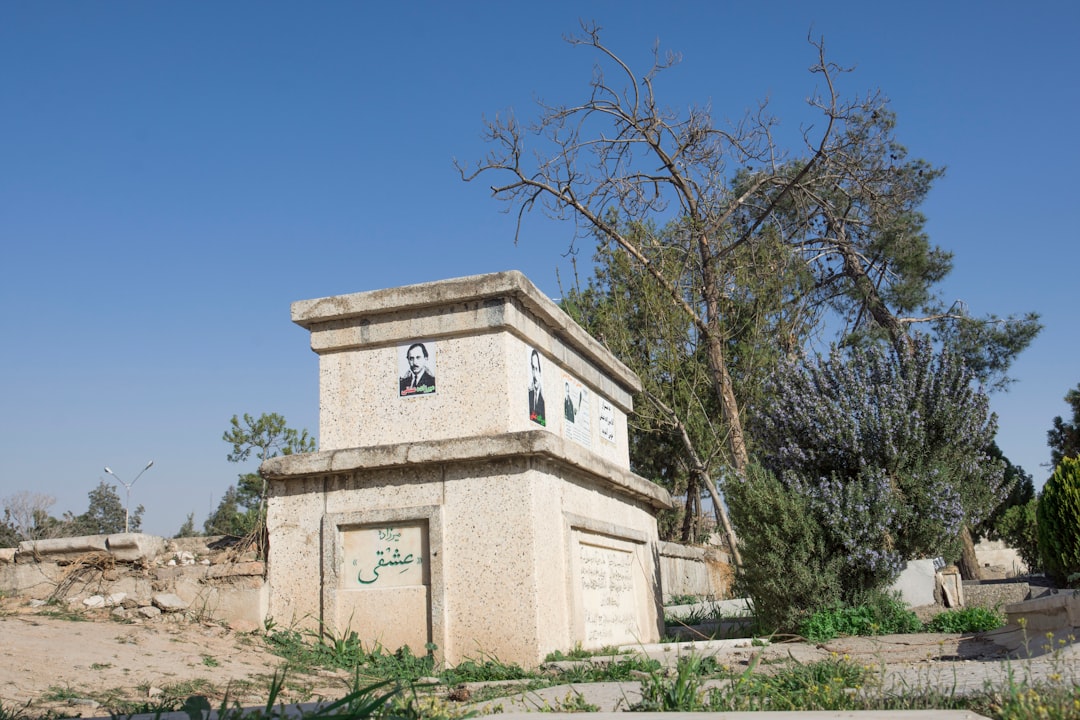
xmin=104 ymin=460 xmax=154 ymax=533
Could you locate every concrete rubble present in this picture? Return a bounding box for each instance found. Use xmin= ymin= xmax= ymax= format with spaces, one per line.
xmin=0 ymin=533 xmax=266 ymax=629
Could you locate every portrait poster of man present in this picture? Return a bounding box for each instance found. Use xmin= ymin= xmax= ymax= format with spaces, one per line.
xmin=398 ymin=340 xmax=437 ymax=397
xmin=562 ymin=375 xmax=591 ymax=447
xmin=527 ymin=347 xmax=546 ymax=426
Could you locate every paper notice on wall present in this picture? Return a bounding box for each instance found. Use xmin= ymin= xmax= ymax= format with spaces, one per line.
xmin=562 ymin=375 xmax=591 ymax=447
xmin=598 ymin=398 xmax=615 ymax=444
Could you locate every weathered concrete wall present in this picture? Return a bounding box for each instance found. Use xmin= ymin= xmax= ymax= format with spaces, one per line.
xmin=657 ymin=541 xmax=731 ymax=602
xmin=974 ymin=538 xmax=1028 ymax=578
xmin=263 ymin=432 xmax=670 ymax=667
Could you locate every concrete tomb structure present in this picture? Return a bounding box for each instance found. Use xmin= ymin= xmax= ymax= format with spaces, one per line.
xmin=261 ymin=271 xmax=672 ymax=667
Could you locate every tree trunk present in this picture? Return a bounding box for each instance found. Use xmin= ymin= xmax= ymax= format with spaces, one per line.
xmin=702 ymin=333 xmax=749 ymax=473
xmin=680 ymin=473 xmax=699 ymax=542
xmin=701 ymin=471 xmax=742 ymax=567
xmin=956 ymin=524 xmax=983 ymax=581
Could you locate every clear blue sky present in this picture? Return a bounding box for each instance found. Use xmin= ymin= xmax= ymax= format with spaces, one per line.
xmin=2 ymin=2 xmax=1077 ymax=536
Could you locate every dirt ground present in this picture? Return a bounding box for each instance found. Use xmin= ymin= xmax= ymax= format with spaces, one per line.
xmin=0 ymin=598 xmax=1054 ymax=717
xmin=0 ymin=601 xmax=358 ymax=717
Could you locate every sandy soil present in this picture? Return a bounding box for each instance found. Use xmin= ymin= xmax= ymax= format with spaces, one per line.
xmin=0 ymin=602 xmax=357 ymax=717
xmin=0 ymin=599 xmax=1061 ymax=717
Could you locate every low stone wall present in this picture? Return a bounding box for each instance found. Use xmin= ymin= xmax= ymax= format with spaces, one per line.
xmin=657 ymin=541 xmax=731 ymax=602
xmin=0 ymin=534 xmax=266 ymax=631
xmin=963 ymin=580 xmax=1036 ymax=610
xmin=974 ymin=538 xmax=1028 ymax=579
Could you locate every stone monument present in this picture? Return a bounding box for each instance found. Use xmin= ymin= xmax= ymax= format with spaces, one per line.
xmin=261 ymin=271 xmax=672 ymax=666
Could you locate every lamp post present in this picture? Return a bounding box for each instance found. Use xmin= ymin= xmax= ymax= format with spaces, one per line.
xmin=104 ymin=460 xmax=154 ymax=533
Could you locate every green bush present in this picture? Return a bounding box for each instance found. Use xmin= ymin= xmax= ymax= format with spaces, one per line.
xmin=1037 ymin=457 xmax=1080 ymax=586
xmin=995 ymin=498 xmax=1039 ymax=573
xmin=924 ymin=607 xmax=1004 ymax=633
xmin=799 ymin=591 xmax=921 ymax=642
xmin=725 ymin=464 xmax=845 ymax=632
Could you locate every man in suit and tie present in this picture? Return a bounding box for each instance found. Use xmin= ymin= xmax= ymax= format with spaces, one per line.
xmin=400 ymin=342 xmax=436 ymax=396
xmin=528 ymin=348 xmax=546 ymax=426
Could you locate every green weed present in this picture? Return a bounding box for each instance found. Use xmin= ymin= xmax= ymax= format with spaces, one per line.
xmin=800 ymin=593 xmax=921 ymax=642
xmin=925 ymin=606 xmax=1004 ymax=633
xmin=439 ymin=656 xmax=529 ymax=685
xmin=39 ymin=686 xmax=85 ymax=703
xmin=556 ymin=654 xmax=661 ymax=684
xmin=263 ymin=626 xmax=435 ymax=682
xmin=633 ymin=654 xmax=710 ymax=711
xmin=0 ymin=701 xmax=33 ymax=720
xmin=35 ymin=607 xmax=89 ymax=623
xmin=537 ymin=689 xmax=600 ymax=713
xmin=543 ymin=643 xmax=619 ymax=661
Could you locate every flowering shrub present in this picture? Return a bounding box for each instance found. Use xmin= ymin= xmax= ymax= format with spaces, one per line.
xmin=739 ymin=336 xmax=1005 ymax=618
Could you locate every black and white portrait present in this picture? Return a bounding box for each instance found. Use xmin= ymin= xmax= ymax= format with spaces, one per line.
xmin=528 ymin=347 xmax=546 ymax=426
xmin=398 ymin=340 xmax=437 ymax=397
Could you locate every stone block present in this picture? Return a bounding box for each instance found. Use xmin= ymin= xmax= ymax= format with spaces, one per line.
xmin=937 ymin=567 xmax=965 ymax=607
xmin=290 ymin=272 xmax=640 ymax=467
xmin=889 ymin=558 xmax=938 ymax=607
xmin=17 ymin=535 xmax=109 ymax=562
xmin=105 ymin=533 xmax=166 ymax=562
xmin=152 ymin=593 xmax=189 ymax=612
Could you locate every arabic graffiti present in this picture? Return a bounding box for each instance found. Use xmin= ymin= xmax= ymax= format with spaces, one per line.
xmin=343 ymin=524 xmax=426 ymax=589
xmin=356 ymin=545 xmax=420 ymax=584
xmin=378 ymin=527 xmax=401 ymax=542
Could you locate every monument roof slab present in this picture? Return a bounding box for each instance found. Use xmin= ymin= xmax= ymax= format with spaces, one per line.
xmin=290 ymin=270 xmax=642 ymax=396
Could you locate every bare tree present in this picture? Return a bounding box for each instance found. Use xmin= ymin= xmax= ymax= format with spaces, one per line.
xmin=461 ymin=24 xmax=1039 ymax=571
xmin=2 ymin=491 xmax=58 ymax=541
xmin=459 ymin=25 xmax=862 ymax=562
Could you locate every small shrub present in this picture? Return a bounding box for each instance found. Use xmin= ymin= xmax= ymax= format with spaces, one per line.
xmin=1037 ymin=457 xmax=1080 ymax=586
xmin=799 ymin=591 xmax=920 ymax=642
xmin=725 ymin=464 xmax=845 ymax=632
xmin=924 ymin=606 xmax=1004 ymax=633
